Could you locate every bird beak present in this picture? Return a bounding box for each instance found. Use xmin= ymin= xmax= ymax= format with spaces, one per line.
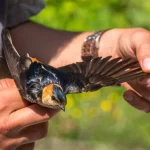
xmin=59 ymin=105 xmax=65 ymax=112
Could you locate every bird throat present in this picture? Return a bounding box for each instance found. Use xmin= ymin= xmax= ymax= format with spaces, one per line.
xmin=42 ymin=84 xmax=63 ymax=101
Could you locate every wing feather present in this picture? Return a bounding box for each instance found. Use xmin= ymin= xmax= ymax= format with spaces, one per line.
xmin=2 ymin=29 xmax=147 ymax=96
xmin=2 ymin=29 xmax=21 ymax=87
xmin=2 ymin=29 xmax=33 ymax=101
xmin=59 ymin=56 xmax=147 ymax=93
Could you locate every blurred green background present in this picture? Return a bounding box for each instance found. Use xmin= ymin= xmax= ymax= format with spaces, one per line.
xmin=31 ymin=0 xmax=150 ymax=150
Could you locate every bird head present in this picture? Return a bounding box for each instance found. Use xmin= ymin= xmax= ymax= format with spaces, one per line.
xmin=40 ymin=84 xmax=67 ymax=111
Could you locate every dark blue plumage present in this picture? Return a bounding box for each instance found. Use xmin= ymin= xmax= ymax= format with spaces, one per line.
xmin=24 ymin=61 xmax=85 ymax=101
xmin=53 ymin=85 xmax=66 ymax=104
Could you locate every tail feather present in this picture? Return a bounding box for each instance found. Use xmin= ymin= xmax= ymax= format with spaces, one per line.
xmin=2 ymin=29 xmax=33 ymax=101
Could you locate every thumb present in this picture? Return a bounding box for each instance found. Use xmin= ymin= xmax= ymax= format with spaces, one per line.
xmin=131 ymin=29 xmax=150 ymax=73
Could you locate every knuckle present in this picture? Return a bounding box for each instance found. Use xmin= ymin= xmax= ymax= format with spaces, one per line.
xmin=0 ymin=120 xmax=13 ymax=134
xmin=137 ymin=43 xmax=150 ymax=58
xmin=132 ymin=28 xmax=150 ymax=40
xmin=138 ymin=43 xmax=150 ymax=50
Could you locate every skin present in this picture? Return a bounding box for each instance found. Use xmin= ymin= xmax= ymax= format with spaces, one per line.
xmin=1 ymin=21 xmax=150 ymax=149
xmin=0 ymin=79 xmax=58 ymax=150
xmin=98 ymin=28 xmax=150 ymax=112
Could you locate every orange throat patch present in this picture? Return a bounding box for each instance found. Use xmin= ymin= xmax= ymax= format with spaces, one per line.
xmin=42 ymin=84 xmax=63 ymax=105
xmin=30 ymin=57 xmax=40 ymax=63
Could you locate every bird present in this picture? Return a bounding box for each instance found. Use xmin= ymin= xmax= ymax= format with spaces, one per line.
xmin=2 ymin=29 xmax=147 ymax=111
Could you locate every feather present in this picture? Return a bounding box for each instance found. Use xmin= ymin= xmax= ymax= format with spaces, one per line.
xmin=59 ymin=56 xmax=147 ymax=93
xmin=2 ymin=29 xmax=35 ymax=102
xmin=2 ymin=29 xmax=148 ymax=98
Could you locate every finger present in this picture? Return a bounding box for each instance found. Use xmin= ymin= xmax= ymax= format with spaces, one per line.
xmin=131 ymin=29 xmax=150 ymax=72
xmin=130 ymin=80 xmax=150 ymax=101
xmin=123 ymin=79 xmax=150 ymax=102
xmin=16 ymin=122 xmax=48 ymax=146
xmin=8 ymin=104 xmax=59 ymax=132
xmin=0 ymin=87 xmax=30 ymax=115
xmin=138 ymin=75 xmax=150 ymax=89
xmin=16 ymin=142 xmax=35 ymax=150
xmin=4 ymin=122 xmax=48 ymax=149
xmin=0 ymin=79 xmax=16 ymax=89
xmin=123 ymin=89 xmax=150 ymax=112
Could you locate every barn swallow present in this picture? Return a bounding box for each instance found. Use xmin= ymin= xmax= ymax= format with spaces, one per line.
xmin=2 ymin=29 xmax=147 ymax=111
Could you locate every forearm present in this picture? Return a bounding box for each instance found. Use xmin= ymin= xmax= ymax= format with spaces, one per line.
xmin=10 ymin=21 xmax=90 ymax=67
xmin=10 ymin=21 xmax=121 ymax=68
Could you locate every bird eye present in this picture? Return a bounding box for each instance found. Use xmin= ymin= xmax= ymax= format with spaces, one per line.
xmin=51 ymin=96 xmax=56 ymax=101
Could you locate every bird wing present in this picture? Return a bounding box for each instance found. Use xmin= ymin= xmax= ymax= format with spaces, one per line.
xmin=58 ymin=56 xmax=147 ymax=93
xmin=2 ymin=29 xmax=34 ymax=102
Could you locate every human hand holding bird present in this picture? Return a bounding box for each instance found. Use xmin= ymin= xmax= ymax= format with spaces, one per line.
xmin=2 ymin=29 xmax=148 ymax=111
xmin=98 ymin=28 xmax=150 ymax=112
xmin=1 ymin=27 xmax=150 ymax=149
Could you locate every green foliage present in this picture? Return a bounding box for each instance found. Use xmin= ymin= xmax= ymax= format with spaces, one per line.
xmin=31 ymin=0 xmax=150 ymax=30
xmin=31 ymin=0 xmax=150 ymax=149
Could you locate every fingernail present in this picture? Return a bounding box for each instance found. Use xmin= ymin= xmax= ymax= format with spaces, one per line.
xmin=124 ymin=93 xmax=133 ymax=102
xmin=143 ymin=58 xmax=150 ymax=70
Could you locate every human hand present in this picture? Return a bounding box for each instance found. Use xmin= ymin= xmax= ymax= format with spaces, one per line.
xmin=0 ymin=79 xmax=58 ymax=150
xmin=99 ymin=28 xmax=150 ymax=112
